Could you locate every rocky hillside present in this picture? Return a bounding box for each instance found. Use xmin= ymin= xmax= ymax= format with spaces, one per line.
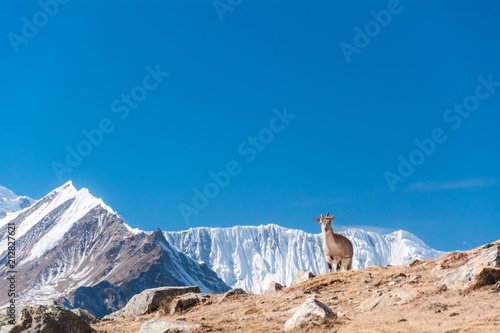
xmin=85 ymin=239 xmax=499 ymax=333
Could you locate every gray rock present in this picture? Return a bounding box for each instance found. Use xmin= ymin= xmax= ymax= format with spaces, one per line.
xmin=293 ymin=271 xmax=315 ymax=285
xmin=169 ymin=293 xmax=211 ymax=315
xmin=407 ymin=258 xmax=420 ymax=267
xmin=0 ymin=326 xmax=15 ymax=333
xmin=108 ymin=286 xmax=201 ymax=318
xmin=284 ymin=297 xmax=336 ymax=331
xmin=8 ymin=303 xmax=95 ymax=333
xmin=138 ymin=319 xmax=201 ymax=333
xmin=71 ymin=308 xmax=100 ymax=324
xmin=220 ymin=288 xmax=247 ymax=301
xmin=269 ymin=281 xmax=284 ymax=292
xmin=441 ymin=245 xmax=500 ymax=290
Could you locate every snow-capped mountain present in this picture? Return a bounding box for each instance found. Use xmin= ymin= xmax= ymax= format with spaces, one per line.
xmin=0 ymin=185 xmax=35 ymax=214
xmin=0 ymin=181 xmax=229 ymax=317
xmin=165 ymin=225 xmax=445 ymax=294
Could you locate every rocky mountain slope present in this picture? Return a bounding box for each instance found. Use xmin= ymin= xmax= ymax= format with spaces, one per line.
xmin=0 ymin=185 xmax=35 ymax=215
xmin=164 ymin=225 xmax=444 ymax=293
xmin=90 ymin=239 xmax=500 ymax=333
xmin=0 ymin=182 xmax=229 ymax=317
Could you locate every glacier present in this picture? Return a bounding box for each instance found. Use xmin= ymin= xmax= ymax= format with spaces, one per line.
xmin=165 ymin=224 xmax=445 ymax=294
xmin=0 ymin=185 xmax=35 ymax=215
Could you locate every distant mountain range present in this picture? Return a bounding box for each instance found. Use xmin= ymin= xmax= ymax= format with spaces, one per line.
xmin=0 ymin=185 xmax=35 ymax=215
xmin=165 ymin=225 xmax=444 ymax=293
xmin=0 ymin=182 xmax=444 ymax=316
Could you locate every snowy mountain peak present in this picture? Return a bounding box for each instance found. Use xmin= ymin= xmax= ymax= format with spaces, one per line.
xmin=0 ymin=185 xmax=36 ymax=214
xmin=0 ymin=182 xmax=229 ymax=316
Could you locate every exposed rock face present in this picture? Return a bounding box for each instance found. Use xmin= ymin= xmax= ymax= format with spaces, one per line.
xmin=284 ymin=297 xmax=336 ymax=331
xmin=0 ymin=182 xmax=229 ymax=317
xmin=441 ymin=245 xmax=500 ymax=290
xmin=294 ymin=271 xmax=315 ymax=285
xmin=8 ymin=303 xmax=95 ymax=333
xmin=269 ymin=281 xmax=284 ymax=292
xmin=169 ymin=293 xmax=211 ymax=315
xmin=108 ymin=286 xmax=201 ymax=319
xmin=64 ymin=281 xmax=129 ymax=318
xmin=138 ymin=319 xmax=201 ymax=333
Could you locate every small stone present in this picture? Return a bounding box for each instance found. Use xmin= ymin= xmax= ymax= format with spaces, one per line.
xmin=284 ymin=297 xmax=336 ymax=331
xmin=269 ymin=281 xmax=284 ymax=292
xmin=450 ymin=312 xmax=459 ymax=317
xmin=294 ymin=271 xmax=316 ymax=285
xmin=220 ymin=288 xmax=248 ymax=302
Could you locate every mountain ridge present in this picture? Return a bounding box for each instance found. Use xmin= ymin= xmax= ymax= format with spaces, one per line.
xmin=165 ymin=224 xmax=444 ymax=293
xmin=0 ymin=182 xmax=229 ymax=317
xmin=0 ymin=185 xmax=36 ymax=215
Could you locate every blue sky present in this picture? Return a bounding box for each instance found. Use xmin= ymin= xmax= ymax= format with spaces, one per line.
xmin=1 ymin=0 xmax=499 ymax=251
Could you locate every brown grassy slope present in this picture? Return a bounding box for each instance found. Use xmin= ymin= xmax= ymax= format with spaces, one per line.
xmin=93 ymin=239 xmax=500 ymax=333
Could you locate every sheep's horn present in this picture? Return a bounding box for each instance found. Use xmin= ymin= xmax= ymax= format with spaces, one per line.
xmin=320 ymin=214 xmax=324 ymax=218
xmin=326 ymin=212 xmax=330 ymax=217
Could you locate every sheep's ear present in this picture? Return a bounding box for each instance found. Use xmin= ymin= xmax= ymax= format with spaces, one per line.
xmin=315 ymin=217 xmax=320 ymax=223
xmin=331 ymin=215 xmax=336 ymax=221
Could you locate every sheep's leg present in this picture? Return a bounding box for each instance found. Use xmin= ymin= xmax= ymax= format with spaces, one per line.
xmin=341 ymin=258 xmax=352 ymax=271
xmin=336 ymin=262 xmax=342 ymax=272
xmin=327 ymin=263 xmax=332 ymax=273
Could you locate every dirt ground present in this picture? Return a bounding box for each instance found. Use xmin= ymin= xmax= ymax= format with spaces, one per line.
xmin=93 ymin=240 xmax=500 ymax=333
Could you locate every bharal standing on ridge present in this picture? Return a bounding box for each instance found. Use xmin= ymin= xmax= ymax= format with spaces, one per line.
xmin=316 ymin=212 xmax=354 ymax=273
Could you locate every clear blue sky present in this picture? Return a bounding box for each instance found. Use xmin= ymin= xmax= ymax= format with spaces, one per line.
xmin=1 ymin=0 xmax=499 ymax=251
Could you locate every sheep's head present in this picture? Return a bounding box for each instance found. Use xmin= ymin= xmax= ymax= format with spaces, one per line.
xmin=315 ymin=212 xmax=335 ymax=232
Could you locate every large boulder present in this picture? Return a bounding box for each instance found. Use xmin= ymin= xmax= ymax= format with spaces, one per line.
xmin=284 ymin=297 xmax=336 ymax=331
xmin=441 ymin=245 xmax=500 ymax=291
xmin=106 ymin=286 xmax=201 ymax=319
xmin=169 ymin=293 xmax=211 ymax=315
xmin=7 ymin=303 xmax=95 ymax=333
xmin=293 ymin=271 xmax=315 ymax=285
xmin=138 ymin=319 xmax=200 ymax=333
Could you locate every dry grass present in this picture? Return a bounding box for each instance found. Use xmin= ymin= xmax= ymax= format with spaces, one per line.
xmin=93 ymin=240 xmax=500 ymax=333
